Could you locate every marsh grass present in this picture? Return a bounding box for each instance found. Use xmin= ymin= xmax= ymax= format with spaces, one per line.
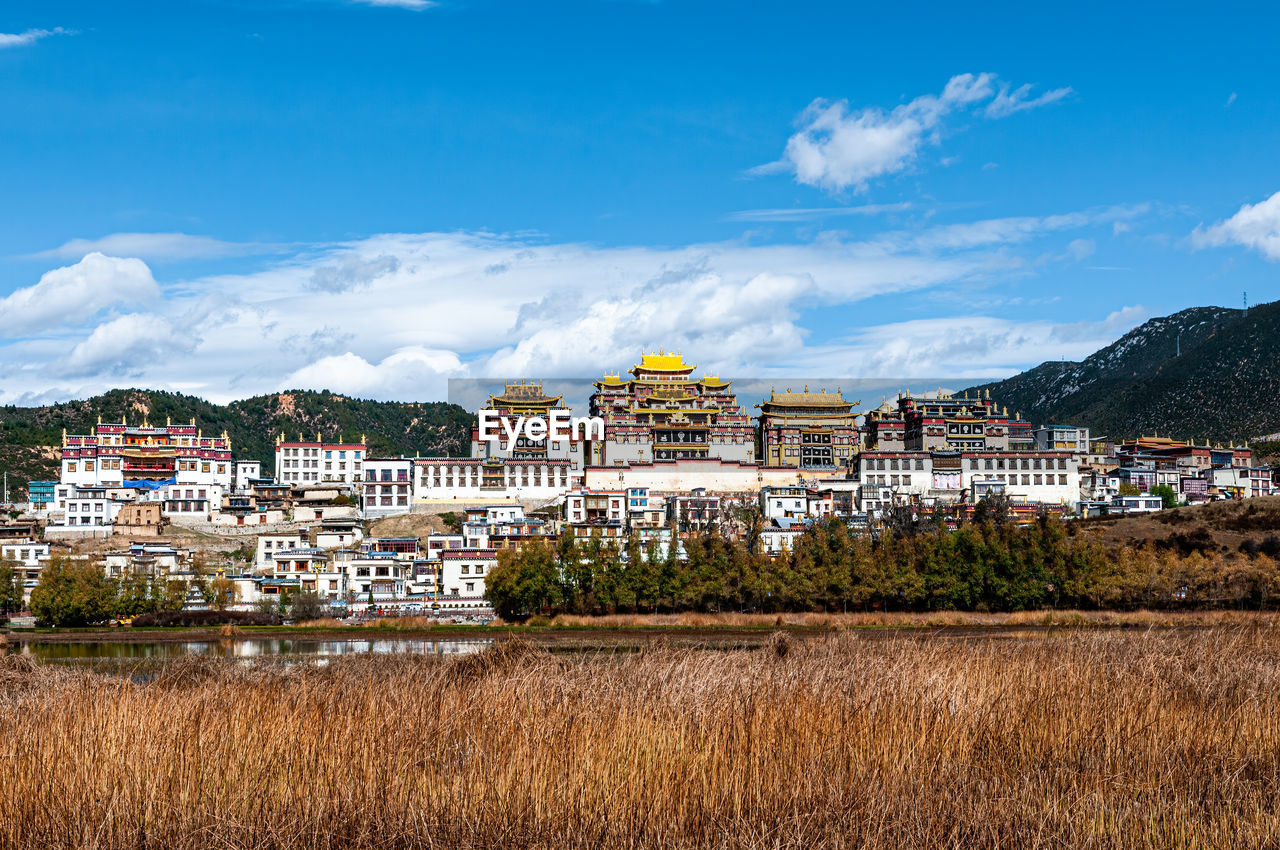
xmin=547 ymin=608 xmax=1280 ymax=629
xmin=3 ymin=628 xmax=1280 ymax=848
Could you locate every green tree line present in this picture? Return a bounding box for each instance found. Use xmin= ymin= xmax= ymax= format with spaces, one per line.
xmin=485 ymin=513 xmax=1280 ymax=619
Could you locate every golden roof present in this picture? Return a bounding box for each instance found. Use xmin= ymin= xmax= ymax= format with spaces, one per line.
xmin=634 ymin=349 xmax=694 ymax=372
xmin=763 ymin=387 xmax=856 ymax=408
xmin=487 ymin=380 xmax=563 ymax=407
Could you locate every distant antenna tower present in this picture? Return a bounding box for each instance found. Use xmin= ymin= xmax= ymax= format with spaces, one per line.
xmin=1244 ymin=291 xmax=1249 ymax=314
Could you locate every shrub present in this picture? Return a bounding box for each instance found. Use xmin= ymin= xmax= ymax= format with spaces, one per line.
xmin=130 ymin=610 xmax=281 ymax=627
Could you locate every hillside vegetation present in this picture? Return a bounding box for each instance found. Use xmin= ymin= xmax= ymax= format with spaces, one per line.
xmin=0 ymin=389 xmax=472 ymax=497
xmin=969 ymin=299 xmax=1280 ymax=441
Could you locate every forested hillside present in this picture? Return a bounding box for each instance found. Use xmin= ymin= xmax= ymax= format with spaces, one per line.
xmin=0 ymin=389 xmax=472 ymax=498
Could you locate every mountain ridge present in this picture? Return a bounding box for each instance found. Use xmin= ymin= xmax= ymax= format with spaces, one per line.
xmin=968 ymin=299 xmax=1280 ymax=441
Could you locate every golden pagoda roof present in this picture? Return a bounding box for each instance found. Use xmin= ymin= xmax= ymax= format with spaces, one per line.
xmin=487 ymin=380 xmax=563 ymax=407
xmin=596 ymin=373 xmax=627 ymax=386
xmin=763 ymin=387 xmax=856 ymax=408
xmin=633 ymin=349 xmax=694 ymax=373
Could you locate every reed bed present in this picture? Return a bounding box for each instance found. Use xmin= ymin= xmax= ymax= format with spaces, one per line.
xmin=3 ymin=628 xmax=1280 ymax=848
xmin=548 ymin=608 xmax=1280 ymax=629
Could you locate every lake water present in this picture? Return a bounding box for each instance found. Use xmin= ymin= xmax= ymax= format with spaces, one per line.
xmin=13 ymin=637 xmax=495 ymax=663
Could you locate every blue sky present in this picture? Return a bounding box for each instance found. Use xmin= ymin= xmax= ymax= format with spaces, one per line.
xmin=2 ymin=0 xmax=1279 ymax=405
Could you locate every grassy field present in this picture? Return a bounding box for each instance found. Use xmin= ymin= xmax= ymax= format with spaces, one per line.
xmin=4 ymin=628 xmax=1280 ymax=848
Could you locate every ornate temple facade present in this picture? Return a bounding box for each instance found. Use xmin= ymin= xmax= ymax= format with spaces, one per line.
xmin=864 ymin=389 xmax=1030 ymax=453
xmin=756 ymin=387 xmax=860 ymax=470
xmin=60 ymin=417 xmax=233 ymax=488
xmin=469 ymin=380 xmax=586 ymax=468
xmin=587 ymin=351 xmax=755 ymax=466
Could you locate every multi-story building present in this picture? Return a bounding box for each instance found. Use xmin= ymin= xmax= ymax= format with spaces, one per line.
xmin=414 ymin=456 xmax=574 ymax=503
xmin=461 ymin=505 xmax=555 ymax=550
xmin=49 ymin=486 xmax=126 ymax=534
xmin=854 ymin=449 xmax=1081 ymax=516
xmin=470 ymin=380 xmax=588 ymax=468
xmin=588 ymin=351 xmax=754 ymax=466
xmin=232 ymin=461 xmax=262 ymax=492
xmin=361 ymin=457 xmax=415 ymax=516
xmin=26 ymin=481 xmax=57 ymax=513
xmin=565 ymin=489 xmax=626 ymax=537
xmin=273 ymin=434 xmax=366 ymax=485
xmin=668 ymin=490 xmax=724 ymax=535
xmin=102 ymin=542 xmax=191 ymax=578
xmin=1034 ymin=425 xmax=1091 ymax=455
xmin=760 ymin=486 xmax=811 ymax=521
xmin=864 ymin=390 xmax=1035 ymax=454
xmin=2 ymin=539 xmax=51 ymax=599
xmin=60 ymin=418 xmax=232 ymax=489
xmin=255 ymin=531 xmax=311 ymax=570
xmin=756 ymin=387 xmax=859 ymax=470
xmin=155 ymin=482 xmax=223 ymax=520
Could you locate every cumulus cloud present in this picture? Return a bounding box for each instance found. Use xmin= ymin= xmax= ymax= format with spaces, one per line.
xmin=0 ymin=27 xmax=70 ymax=49
xmin=282 ymin=347 xmax=462 ymax=399
xmin=1191 ymin=190 xmax=1280 ymax=261
xmin=0 ymin=209 xmax=1149 ymax=404
xmin=758 ymin=73 xmax=1071 ymax=194
xmin=0 ymin=253 xmax=159 ymax=333
xmin=30 ymin=232 xmax=288 ymax=262
xmin=61 ymin=314 xmax=198 ymax=377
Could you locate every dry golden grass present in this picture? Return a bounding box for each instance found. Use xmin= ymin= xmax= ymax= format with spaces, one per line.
xmin=5 ymin=628 xmax=1280 ymax=848
xmin=548 ymin=608 xmax=1280 ymax=629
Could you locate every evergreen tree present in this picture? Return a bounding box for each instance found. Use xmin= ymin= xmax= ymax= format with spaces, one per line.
xmin=29 ymin=559 xmax=116 ymax=627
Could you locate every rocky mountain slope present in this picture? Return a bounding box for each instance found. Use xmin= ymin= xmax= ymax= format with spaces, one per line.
xmin=968 ymin=299 xmax=1280 ymax=441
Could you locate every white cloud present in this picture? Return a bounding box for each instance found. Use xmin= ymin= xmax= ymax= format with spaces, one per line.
xmin=0 ymin=209 xmax=1149 ymax=405
xmin=1191 ymin=190 xmax=1280 ymax=261
xmin=725 ymin=203 xmax=911 ymax=222
xmin=350 ymin=0 xmax=436 ymax=8
xmin=61 ymin=314 xmax=197 ymax=378
xmin=984 ymin=83 xmax=1073 ymax=118
xmin=0 ymin=253 xmax=159 ymax=333
xmin=30 ymin=233 xmax=289 ymax=262
xmin=759 ymin=73 xmax=1071 ymax=194
xmin=0 ymin=27 xmax=70 ymax=49
xmin=282 ymin=347 xmax=461 ymax=398
xmin=309 ymin=254 xmax=400 ymax=292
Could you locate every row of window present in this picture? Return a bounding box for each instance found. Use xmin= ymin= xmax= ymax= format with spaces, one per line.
xmin=281 ymin=448 xmax=363 ymax=459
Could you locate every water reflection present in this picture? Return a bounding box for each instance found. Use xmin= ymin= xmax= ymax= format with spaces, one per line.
xmin=19 ymin=637 xmax=493 ymax=662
